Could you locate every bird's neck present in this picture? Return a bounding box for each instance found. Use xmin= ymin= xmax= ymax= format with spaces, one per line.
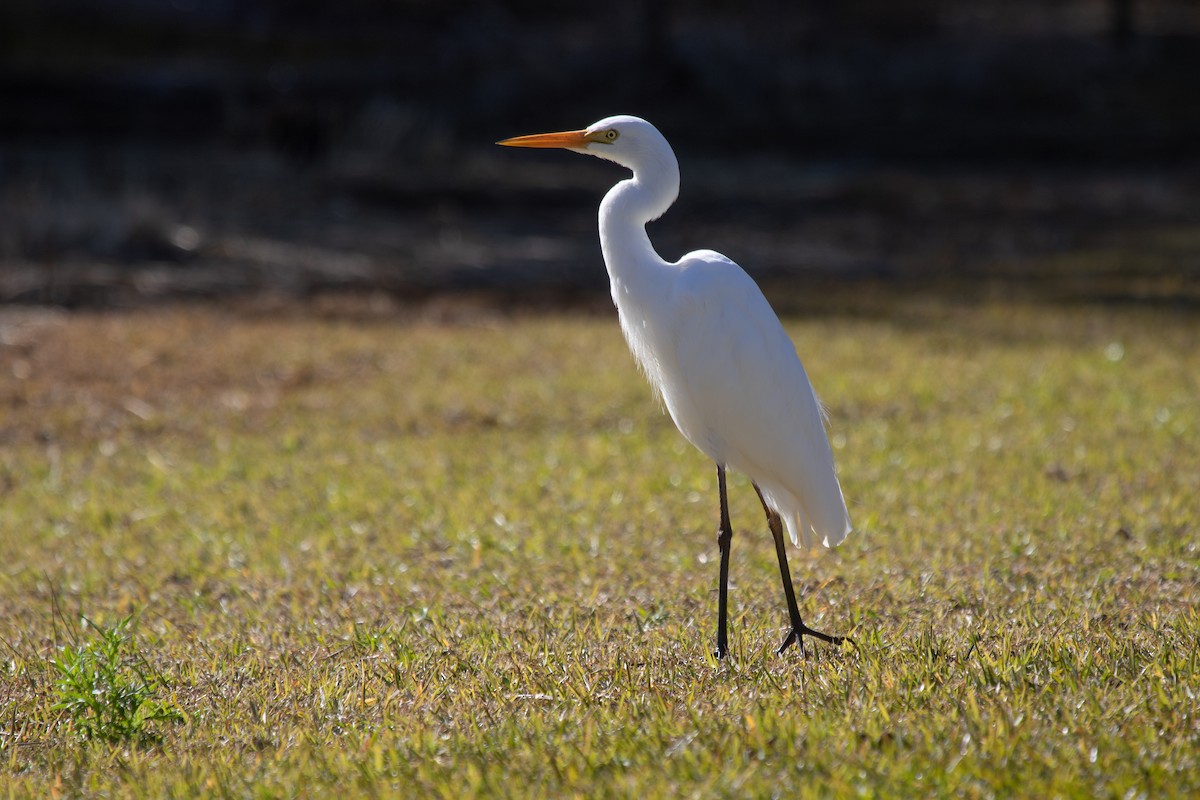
xmin=598 ymin=165 xmax=679 ymax=301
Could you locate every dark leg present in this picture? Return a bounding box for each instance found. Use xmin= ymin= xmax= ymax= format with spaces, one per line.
xmin=752 ymin=484 xmax=848 ymax=656
xmin=714 ymin=465 xmax=733 ymax=659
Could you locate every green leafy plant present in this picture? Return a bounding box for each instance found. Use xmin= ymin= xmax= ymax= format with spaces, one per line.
xmin=50 ymin=616 xmax=183 ymax=745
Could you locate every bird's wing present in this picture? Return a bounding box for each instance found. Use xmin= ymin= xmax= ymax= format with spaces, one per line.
xmin=665 ymin=250 xmax=850 ymax=547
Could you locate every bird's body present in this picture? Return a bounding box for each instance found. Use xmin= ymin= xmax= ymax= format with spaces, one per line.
xmin=499 ymin=115 xmax=851 ymax=657
xmin=613 ymin=247 xmax=849 ymax=549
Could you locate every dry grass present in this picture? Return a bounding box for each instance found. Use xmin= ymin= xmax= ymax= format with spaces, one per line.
xmin=1 ymin=296 xmax=1197 ymax=797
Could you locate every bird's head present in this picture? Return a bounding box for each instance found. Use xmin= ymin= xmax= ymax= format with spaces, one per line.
xmin=498 ymin=115 xmax=672 ymax=175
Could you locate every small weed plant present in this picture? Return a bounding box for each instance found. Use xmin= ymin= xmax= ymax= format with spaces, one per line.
xmin=50 ymin=616 xmax=183 ymax=745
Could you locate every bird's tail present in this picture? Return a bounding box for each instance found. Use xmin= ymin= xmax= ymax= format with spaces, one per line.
xmin=774 ymin=484 xmax=851 ymax=550
xmin=782 ymin=509 xmax=851 ymax=549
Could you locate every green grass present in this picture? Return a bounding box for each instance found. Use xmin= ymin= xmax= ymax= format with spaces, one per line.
xmin=0 ymin=297 xmax=1197 ymax=797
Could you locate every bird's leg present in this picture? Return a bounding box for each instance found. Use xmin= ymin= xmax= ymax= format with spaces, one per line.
xmin=752 ymin=484 xmax=847 ymax=657
xmin=714 ymin=465 xmax=733 ymax=659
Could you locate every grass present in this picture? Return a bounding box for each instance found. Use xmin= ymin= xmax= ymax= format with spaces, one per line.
xmin=0 ymin=295 xmax=1197 ymax=797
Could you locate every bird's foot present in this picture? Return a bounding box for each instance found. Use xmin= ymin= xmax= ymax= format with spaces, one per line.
xmin=713 ymin=641 xmax=729 ymax=660
xmin=777 ymin=624 xmax=850 ymax=657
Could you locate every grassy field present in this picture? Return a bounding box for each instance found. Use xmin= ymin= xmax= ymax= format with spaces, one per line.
xmin=1 ymin=296 xmax=1197 ymax=797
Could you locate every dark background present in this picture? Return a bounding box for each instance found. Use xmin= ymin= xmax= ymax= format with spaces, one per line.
xmin=2 ymin=0 xmax=1199 ymax=309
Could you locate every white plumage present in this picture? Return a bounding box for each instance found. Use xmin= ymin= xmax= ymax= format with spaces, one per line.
xmin=499 ymin=115 xmax=851 ymax=658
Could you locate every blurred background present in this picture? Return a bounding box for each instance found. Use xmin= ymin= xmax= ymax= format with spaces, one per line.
xmin=1 ymin=0 xmax=1198 ymax=309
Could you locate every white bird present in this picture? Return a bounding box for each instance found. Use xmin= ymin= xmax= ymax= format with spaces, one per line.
xmin=498 ymin=115 xmax=851 ymax=658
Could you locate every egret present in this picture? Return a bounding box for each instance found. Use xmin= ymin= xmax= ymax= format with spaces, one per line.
xmin=498 ymin=115 xmax=851 ymax=659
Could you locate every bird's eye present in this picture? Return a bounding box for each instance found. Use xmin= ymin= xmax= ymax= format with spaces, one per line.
xmin=605 ymin=130 xmax=619 ymax=141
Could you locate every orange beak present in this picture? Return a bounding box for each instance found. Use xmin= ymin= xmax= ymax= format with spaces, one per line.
xmin=496 ymin=129 xmax=591 ymax=149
